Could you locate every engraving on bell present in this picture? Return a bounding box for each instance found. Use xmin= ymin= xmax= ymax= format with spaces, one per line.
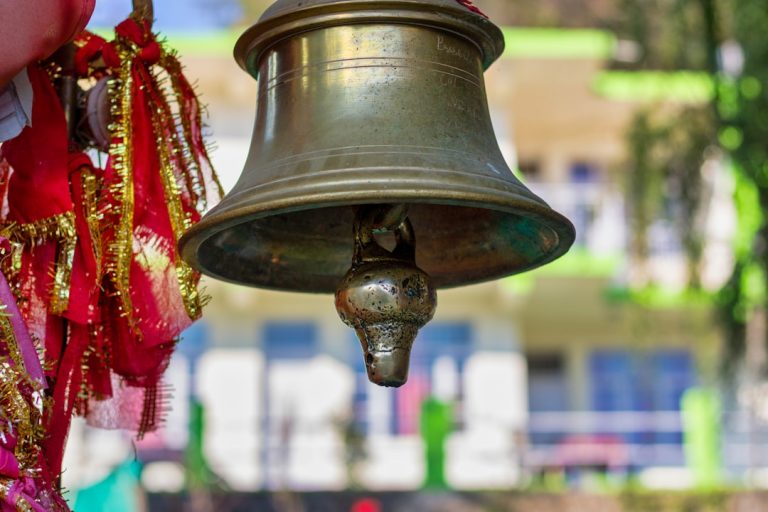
xmin=335 ymin=206 xmax=437 ymax=387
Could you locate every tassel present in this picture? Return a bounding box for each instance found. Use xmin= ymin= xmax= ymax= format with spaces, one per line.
xmin=64 ymin=20 xmax=221 ymax=435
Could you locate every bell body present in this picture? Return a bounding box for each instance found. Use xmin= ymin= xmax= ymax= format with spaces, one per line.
xmin=180 ymin=0 xmax=575 ymax=292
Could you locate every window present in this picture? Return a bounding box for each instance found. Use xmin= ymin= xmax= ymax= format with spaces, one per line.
xmin=527 ymin=353 xmax=568 ymax=412
xmin=262 ymin=322 xmax=317 ymax=360
xmin=527 ymin=352 xmax=569 ymax=446
xmin=589 ymin=349 xmax=695 ymax=446
xmin=569 ymin=162 xmax=601 ymax=184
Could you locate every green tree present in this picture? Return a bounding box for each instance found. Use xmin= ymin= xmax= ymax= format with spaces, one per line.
xmin=705 ymin=0 xmax=768 ymax=376
xmin=619 ymin=0 xmax=768 ymax=375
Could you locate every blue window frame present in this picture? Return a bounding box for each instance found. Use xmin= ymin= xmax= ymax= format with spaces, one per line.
xmin=262 ymin=322 xmax=317 ymax=360
xmin=589 ymin=349 xmax=695 ymax=446
xmin=590 ymin=350 xmax=643 ymax=412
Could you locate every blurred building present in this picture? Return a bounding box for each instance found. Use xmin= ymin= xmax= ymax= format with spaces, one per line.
xmin=65 ymin=0 xmax=752 ymax=498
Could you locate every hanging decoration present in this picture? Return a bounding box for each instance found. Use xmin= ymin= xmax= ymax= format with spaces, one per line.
xmin=0 ymin=238 xmax=68 ymax=512
xmin=455 ymin=0 xmax=487 ymax=18
xmin=0 ymin=5 xmax=221 ymax=509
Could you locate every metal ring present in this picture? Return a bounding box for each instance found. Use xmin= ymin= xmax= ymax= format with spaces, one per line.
xmin=353 ymin=204 xmax=415 ymax=265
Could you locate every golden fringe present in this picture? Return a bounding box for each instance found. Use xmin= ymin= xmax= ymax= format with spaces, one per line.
xmin=0 ymin=212 xmax=76 ymax=247
xmin=160 ymin=56 xmax=224 ymax=211
xmin=151 ymin=87 xmax=204 ymax=320
xmin=0 ymin=241 xmax=24 ymax=278
xmin=104 ymin=56 xmax=137 ymax=328
xmin=0 ymin=317 xmax=47 ymax=473
xmin=50 ymin=234 xmax=76 ymax=316
xmin=156 ymin=55 xmax=222 ymax=318
xmin=0 ymin=308 xmax=28 ymax=389
xmin=0 ymin=212 xmax=77 ymax=315
xmin=81 ymin=168 xmax=104 ymax=280
xmin=76 ymin=340 xmax=93 ymax=417
xmin=157 ymin=63 xmax=203 ymax=210
xmin=0 ymin=360 xmax=46 ymax=475
xmin=105 ymin=26 xmax=222 ymax=323
xmin=105 ymin=21 xmax=222 ymax=326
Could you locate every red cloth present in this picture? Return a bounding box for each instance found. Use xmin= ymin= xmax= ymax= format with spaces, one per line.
xmin=0 ymin=66 xmax=74 ymax=373
xmin=68 ymin=153 xmax=103 ymax=324
xmin=68 ymin=20 xmax=219 ymax=436
xmin=2 ymin=17 xmax=220 ymax=479
xmin=0 ymin=0 xmax=95 ymax=86
xmin=456 ymin=0 xmax=487 ymax=17
xmin=98 ymin=20 xmax=191 ymax=384
xmin=1 ymin=66 xmax=74 ymax=223
xmin=0 ymin=7 xmax=219 ymax=502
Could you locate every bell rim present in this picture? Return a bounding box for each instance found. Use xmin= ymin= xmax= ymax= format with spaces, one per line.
xmin=180 ymin=189 xmax=576 ymax=293
xmin=234 ymin=0 xmax=505 ymax=77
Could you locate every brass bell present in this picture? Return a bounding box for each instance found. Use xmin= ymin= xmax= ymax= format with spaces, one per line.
xmin=179 ymin=0 xmax=575 ymax=385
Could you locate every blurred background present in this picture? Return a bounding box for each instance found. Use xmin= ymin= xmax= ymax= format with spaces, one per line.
xmin=64 ymin=0 xmax=768 ymax=510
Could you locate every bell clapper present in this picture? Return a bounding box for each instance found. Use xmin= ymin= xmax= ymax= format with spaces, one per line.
xmin=335 ymin=205 xmax=437 ymax=388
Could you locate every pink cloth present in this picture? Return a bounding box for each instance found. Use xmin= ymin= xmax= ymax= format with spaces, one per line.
xmin=0 ymin=0 xmax=95 ymax=87
xmin=0 ymin=239 xmax=45 ymax=387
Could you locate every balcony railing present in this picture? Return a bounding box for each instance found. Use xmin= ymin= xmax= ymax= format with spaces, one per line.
xmin=527 ymin=410 xmax=768 ymax=471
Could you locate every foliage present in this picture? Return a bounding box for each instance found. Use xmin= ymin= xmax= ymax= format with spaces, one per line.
xmin=613 ymin=0 xmax=710 ymax=70
xmin=227 ymin=0 xmax=768 ymax=375
xmin=615 ymin=0 xmax=768 ymax=377
xmin=613 ymin=0 xmax=718 ymax=292
xmin=707 ymin=0 xmax=768 ymax=376
xmin=475 ymin=0 xmax=617 ymax=27
xmin=624 ymin=106 xmax=715 ymax=290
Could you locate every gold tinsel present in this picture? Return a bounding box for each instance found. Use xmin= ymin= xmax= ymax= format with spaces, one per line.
xmin=0 ymin=358 xmax=46 ymax=480
xmin=103 ymin=25 xmax=220 ymax=326
xmin=0 ymin=212 xmax=77 ymax=315
xmin=104 ymin=55 xmax=137 ymax=327
xmin=151 ymin=78 xmax=204 ymax=320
